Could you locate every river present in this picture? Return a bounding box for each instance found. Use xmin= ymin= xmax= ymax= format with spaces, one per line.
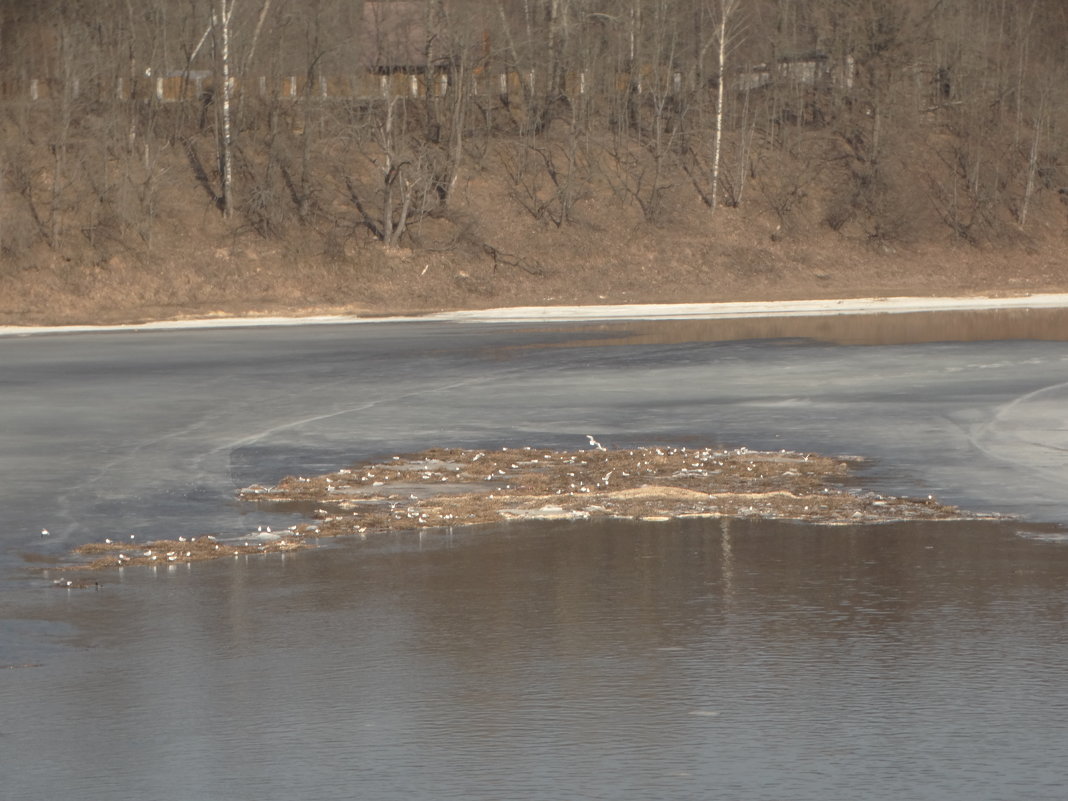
xmin=3 ymin=309 xmax=1068 ymax=799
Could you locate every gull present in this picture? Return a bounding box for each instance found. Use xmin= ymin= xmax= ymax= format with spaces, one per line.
xmin=40 ymin=528 xmax=49 ymax=537
xmin=587 ymin=435 xmax=606 ymax=452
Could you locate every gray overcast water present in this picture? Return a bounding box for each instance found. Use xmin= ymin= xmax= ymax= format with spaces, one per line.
xmin=2 ymin=312 xmax=1068 ymax=800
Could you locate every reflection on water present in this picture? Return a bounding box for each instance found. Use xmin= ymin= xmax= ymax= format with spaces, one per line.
xmin=522 ymin=307 xmax=1068 ymax=349
xmin=6 ymin=518 xmax=1068 ymax=800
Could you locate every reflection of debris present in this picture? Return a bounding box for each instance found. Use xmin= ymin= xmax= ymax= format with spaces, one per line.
xmin=51 ymin=578 xmax=100 ymax=590
xmin=239 ymin=444 xmax=980 ymax=538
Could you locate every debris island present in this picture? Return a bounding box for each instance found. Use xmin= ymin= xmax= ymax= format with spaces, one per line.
xmin=62 ymin=443 xmax=979 ymax=577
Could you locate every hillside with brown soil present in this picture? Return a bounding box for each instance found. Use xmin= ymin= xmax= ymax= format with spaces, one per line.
xmin=5 ymin=0 xmax=1068 ymax=326
xmin=3 ymin=103 xmax=1067 ymax=327
xmin=4 ymin=154 xmax=1067 ymax=328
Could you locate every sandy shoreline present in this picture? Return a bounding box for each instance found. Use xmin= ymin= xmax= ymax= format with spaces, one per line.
xmin=6 ymin=292 xmax=1068 ymax=337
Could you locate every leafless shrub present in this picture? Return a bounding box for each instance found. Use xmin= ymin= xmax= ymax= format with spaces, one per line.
xmin=754 ymin=147 xmax=825 ymax=232
xmin=498 ymin=139 xmax=587 ymax=227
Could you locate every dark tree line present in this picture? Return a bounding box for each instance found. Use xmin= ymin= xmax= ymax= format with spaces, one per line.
xmin=2 ymin=0 xmax=1066 ymax=264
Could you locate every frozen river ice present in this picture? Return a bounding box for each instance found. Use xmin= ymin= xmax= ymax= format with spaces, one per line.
xmin=3 ymin=308 xmax=1068 ymax=800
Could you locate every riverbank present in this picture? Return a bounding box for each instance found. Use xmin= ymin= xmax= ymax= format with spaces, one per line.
xmin=3 ymin=182 xmax=1068 ymax=330
xmin=7 ymin=291 xmax=1068 ymax=338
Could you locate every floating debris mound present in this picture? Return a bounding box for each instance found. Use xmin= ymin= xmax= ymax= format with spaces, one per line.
xmin=67 ymin=531 xmax=313 ymax=572
xmin=240 ymin=444 xmax=970 ymax=535
xmin=59 ymin=444 xmax=976 ymax=576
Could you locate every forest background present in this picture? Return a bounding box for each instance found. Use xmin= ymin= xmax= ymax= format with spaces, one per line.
xmin=2 ymin=0 xmax=1067 ymax=325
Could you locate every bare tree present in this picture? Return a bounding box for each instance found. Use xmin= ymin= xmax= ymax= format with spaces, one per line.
xmin=214 ymin=0 xmax=234 ymax=217
xmin=709 ymin=0 xmax=739 ymax=211
xmin=346 ymin=95 xmax=440 ymax=247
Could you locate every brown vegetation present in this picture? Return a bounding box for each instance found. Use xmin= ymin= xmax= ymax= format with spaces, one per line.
xmin=2 ymin=1 xmax=1067 ymax=325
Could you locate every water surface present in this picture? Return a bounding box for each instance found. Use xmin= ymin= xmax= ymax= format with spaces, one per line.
xmin=4 ymin=316 xmax=1068 ymax=799
xmin=5 ymin=518 xmax=1067 ymax=800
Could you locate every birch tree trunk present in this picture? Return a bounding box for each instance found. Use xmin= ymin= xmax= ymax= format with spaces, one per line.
xmin=215 ymin=0 xmax=234 ymax=218
xmin=382 ymin=96 xmax=395 ymax=245
xmin=1019 ymin=111 xmax=1042 ymax=227
xmin=243 ymin=0 xmax=272 ymax=73
xmin=710 ymin=0 xmax=737 ymax=213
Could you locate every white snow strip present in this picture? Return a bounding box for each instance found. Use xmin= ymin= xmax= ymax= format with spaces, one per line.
xmin=4 ymin=293 xmax=1068 ymax=337
xmin=423 ymin=293 xmax=1068 ymax=323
